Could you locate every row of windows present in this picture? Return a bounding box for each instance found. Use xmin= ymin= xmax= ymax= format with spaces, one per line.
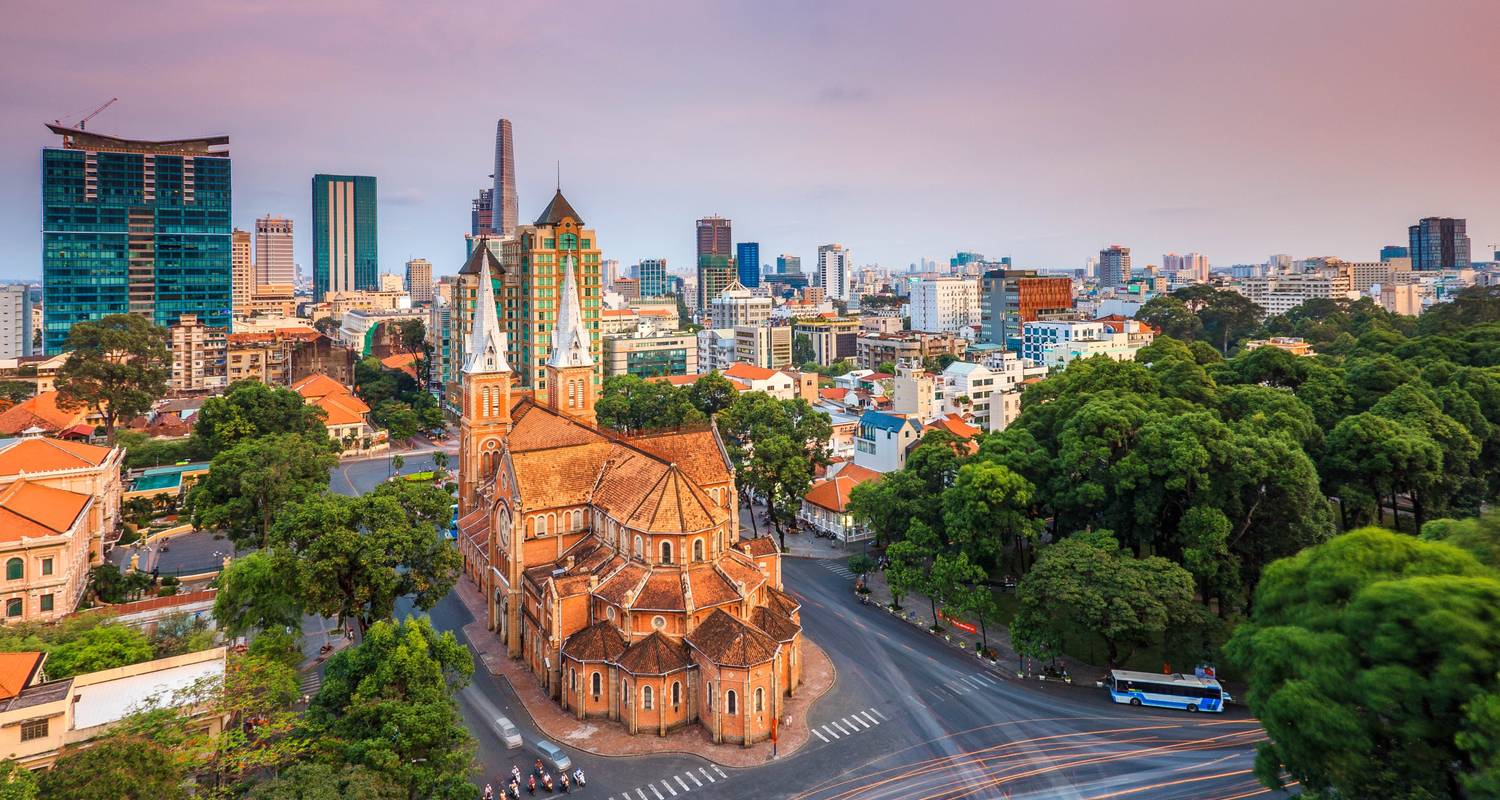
xmin=6 ymin=557 xmax=53 ymax=581
xmin=1114 ymin=679 xmax=1221 ymax=699
xmin=5 ymin=595 xmax=55 ymax=617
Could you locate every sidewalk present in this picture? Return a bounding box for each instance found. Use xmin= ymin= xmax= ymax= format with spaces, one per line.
xmin=455 ymin=577 xmax=836 ymax=767
xmin=859 ymin=570 xmax=1109 ymax=688
xmin=738 ymin=503 xmax=866 ymax=560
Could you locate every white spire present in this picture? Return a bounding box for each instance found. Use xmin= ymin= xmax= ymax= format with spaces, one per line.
xmin=462 ymin=250 xmax=510 ymax=374
xmin=547 ymin=255 xmax=593 ymax=369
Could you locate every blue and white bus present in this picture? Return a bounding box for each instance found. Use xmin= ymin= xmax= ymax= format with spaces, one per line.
xmin=1106 ymin=670 xmax=1228 ymax=713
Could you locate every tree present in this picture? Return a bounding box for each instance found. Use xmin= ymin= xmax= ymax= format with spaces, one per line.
xmin=884 ymin=535 xmax=930 ymax=610
xmin=308 ymin=617 xmax=475 ymax=799
xmin=1174 ymin=285 xmax=1262 ymax=354
xmin=87 ymin=563 xmax=128 ymax=604
xmin=0 ymin=761 xmax=38 ymax=800
xmin=246 ymin=763 xmax=403 ymax=800
xmin=275 ymin=481 xmax=461 ymax=633
xmin=375 ymin=400 xmax=421 ymax=442
xmin=1225 ymin=526 xmax=1500 ymax=797
xmin=595 ymin=375 xmax=703 ymax=433
xmin=39 ymin=735 xmax=187 ymax=800
xmin=1137 ymin=297 xmax=1205 ymax=343
xmin=313 ymin=316 xmax=340 ymax=336
xmin=214 ymin=551 xmax=304 ymax=638
xmin=189 ymin=433 xmax=337 ymax=549
xmin=44 ymin=624 xmax=153 ymax=679
xmin=430 ymin=450 xmax=449 ymax=473
xmin=928 ymin=550 xmax=985 ymax=633
xmin=718 ymin=393 xmax=831 ymax=547
xmin=54 ymin=314 xmax=169 ymax=445
xmin=942 ymin=461 xmax=1041 ymax=568
xmin=792 ymin=333 xmax=814 ymax=366
xmin=0 ymin=381 xmax=34 ymax=405
xmin=191 ymin=380 xmax=330 ymax=457
xmin=687 ymin=372 xmax=738 ymax=417
xmin=1011 ymin=530 xmax=1197 ymax=668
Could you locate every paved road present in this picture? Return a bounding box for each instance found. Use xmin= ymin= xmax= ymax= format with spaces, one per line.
xmin=416 ymin=557 xmax=1286 ymax=800
xmin=330 ymin=448 xmax=455 ymax=496
xmin=109 ymin=528 xmax=236 ymax=576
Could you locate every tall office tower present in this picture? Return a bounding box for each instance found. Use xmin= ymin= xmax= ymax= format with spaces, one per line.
xmin=311 ymin=174 xmax=378 ymax=301
xmin=471 ymin=188 xmax=494 ymax=237
xmin=979 ymin=269 xmax=1075 ymax=347
xmin=696 ymin=215 xmax=734 ymax=309
xmin=254 ymin=215 xmax=294 ymax=287
xmin=1162 ymin=252 xmax=1209 ymax=282
xmin=776 ymin=254 xmax=801 ymax=275
xmin=1098 ymin=245 xmax=1131 ymax=288
xmin=736 ymin=241 xmax=761 ymax=288
xmin=0 ymin=286 xmax=33 ymax=359
xmin=405 ymin=258 xmax=433 ymax=303
xmin=1380 ymin=245 xmax=1409 ymax=262
xmin=817 ymin=244 xmax=851 ymax=300
xmin=231 ymin=229 xmax=253 ymax=315
xmin=491 ymin=119 xmax=519 ymax=237
xmin=637 ymin=258 xmax=668 ymax=298
xmin=1408 ymin=217 xmax=1471 ymax=271
xmin=602 ymin=258 xmax=620 ymax=288
xmin=41 ymin=125 xmax=232 ymax=354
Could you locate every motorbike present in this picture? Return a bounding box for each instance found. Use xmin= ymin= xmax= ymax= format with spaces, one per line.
xmin=573 ymin=769 xmax=586 ymax=787
xmin=560 ymin=774 xmax=570 ymax=793
xmin=527 ymin=776 xmax=535 ymax=795
xmin=542 ymin=773 xmax=554 ymax=793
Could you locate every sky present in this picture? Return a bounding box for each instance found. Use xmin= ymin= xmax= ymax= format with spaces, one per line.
xmin=2 ymin=0 xmax=1498 ymax=282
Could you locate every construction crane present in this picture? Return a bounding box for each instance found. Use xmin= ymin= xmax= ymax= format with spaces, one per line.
xmin=53 ymin=98 xmax=117 ymax=131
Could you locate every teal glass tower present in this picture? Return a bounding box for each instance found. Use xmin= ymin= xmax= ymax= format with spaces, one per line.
xmin=41 ymin=125 xmax=232 ymax=354
xmin=311 ymin=174 xmax=378 ymax=301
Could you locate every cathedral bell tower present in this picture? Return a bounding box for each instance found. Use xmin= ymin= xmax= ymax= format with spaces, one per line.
xmin=458 ymin=249 xmax=513 ymax=516
xmin=544 ymin=254 xmax=597 ymax=426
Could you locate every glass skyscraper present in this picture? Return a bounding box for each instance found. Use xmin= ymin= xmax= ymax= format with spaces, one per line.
xmin=312 ymin=174 xmax=378 ymax=300
xmin=736 ymin=241 xmax=761 ymax=288
xmin=637 ymin=258 xmax=668 ymax=298
xmin=41 ymin=125 xmax=232 ymax=354
xmin=1408 ymin=217 xmax=1470 ymax=271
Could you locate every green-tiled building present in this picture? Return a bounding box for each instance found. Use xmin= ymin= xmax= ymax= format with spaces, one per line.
xmin=311 ymin=174 xmax=378 ymax=301
xmin=41 ymin=125 xmax=232 ymax=354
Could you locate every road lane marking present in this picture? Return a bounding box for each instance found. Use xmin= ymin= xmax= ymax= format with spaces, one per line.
xmin=822 ymin=724 xmax=840 ymax=739
xmin=812 ymin=727 xmax=829 ymax=742
xmin=712 ymin=766 xmax=727 ymax=778
xmin=699 ymin=768 xmax=715 ymax=783
xmin=685 ymin=772 xmax=702 ymax=787
xmin=674 ymin=776 xmax=690 ymax=792
xmin=870 ymin=707 xmax=888 ymax=720
xmin=636 ymin=790 xmax=648 ymax=800
xmin=973 ymin=673 xmax=998 ymax=686
xmin=834 ymin=720 xmax=854 ymax=735
xmin=661 ymin=780 xmax=677 ymax=796
xmin=861 ymin=710 xmax=881 ymax=725
xmin=650 ymin=784 xmax=664 ymax=800
xmin=850 ymin=714 xmax=871 ymax=729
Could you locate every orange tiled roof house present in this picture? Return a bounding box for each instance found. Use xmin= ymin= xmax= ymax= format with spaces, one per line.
xmin=456 ymin=247 xmax=802 ymax=745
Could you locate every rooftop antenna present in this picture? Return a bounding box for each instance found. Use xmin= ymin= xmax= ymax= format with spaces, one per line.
xmin=556 ymin=161 xmax=561 ymax=192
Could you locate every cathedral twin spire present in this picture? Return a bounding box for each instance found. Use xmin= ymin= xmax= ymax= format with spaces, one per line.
xmin=463 ymin=250 xmax=510 ymax=375
xmin=547 ymin=254 xmax=593 ymax=370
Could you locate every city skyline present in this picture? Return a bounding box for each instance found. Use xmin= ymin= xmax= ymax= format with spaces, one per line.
xmin=3 ymin=0 xmax=1499 ymax=282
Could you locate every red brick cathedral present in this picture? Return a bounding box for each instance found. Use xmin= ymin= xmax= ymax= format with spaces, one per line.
xmin=456 ymin=245 xmax=802 ymax=745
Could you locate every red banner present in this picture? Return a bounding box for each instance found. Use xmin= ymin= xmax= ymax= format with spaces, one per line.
xmin=938 ymin=610 xmax=978 ymax=634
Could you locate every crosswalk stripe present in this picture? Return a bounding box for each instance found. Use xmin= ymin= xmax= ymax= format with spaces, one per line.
xmin=685 ymin=772 xmax=702 ymax=788
xmin=871 ymin=707 xmax=888 ymax=720
xmin=833 ymin=720 xmax=852 ymax=736
xmin=823 ymin=723 xmax=840 ymax=739
xmin=839 ymin=719 xmax=858 ymax=733
xmin=675 ymin=776 xmax=690 ymax=792
xmin=650 ymin=784 xmax=664 ymax=800
xmin=861 ymin=710 xmax=881 ymax=725
xmin=637 ymin=790 xmax=648 ymax=800
xmin=699 ymin=768 xmax=715 ymax=783
xmin=973 ymin=673 xmax=997 ymax=686
xmin=966 ymin=675 xmax=989 ymax=688
xmin=812 ymin=727 xmax=829 ymax=742
xmin=953 ymin=682 xmax=970 ymax=693
xmin=849 ymin=714 xmax=870 ymax=729
xmin=712 ymin=766 xmax=727 ymax=779
xmin=662 ymin=780 xmax=677 ymax=796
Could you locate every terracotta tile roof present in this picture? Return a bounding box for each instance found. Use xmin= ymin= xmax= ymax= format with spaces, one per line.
xmin=833 ymin=463 xmax=882 ymax=483
xmin=765 ymin=586 xmax=801 ymax=619
xmin=0 ymin=392 xmax=88 ymax=435
xmin=733 ymin=537 xmax=778 ymax=558
xmin=927 ymin=413 xmax=982 ymax=440
xmin=313 ymin=393 xmax=370 ymax=426
xmin=750 ymin=606 xmax=801 ymax=643
xmin=646 ymin=374 xmax=702 ymax=387
xmin=722 ymin=363 xmax=778 ymax=382
xmin=687 ymin=609 xmax=779 ymax=667
xmin=510 ymin=441 xmax=615 ymax=512
xmin=636 ymin=308 xmax=674 ymax=318
xmin=291 ymin=372 xmax=348 ymax=400
xmin=716 ymin=552 xmax=767 ymax=594
xmin=561 ymin=621 xmax=629 ymax=663
xmin=506 ymin=399 xmax=610 ymax=452
xmin=601 ymin=309 xmax=635 ymax=318
xmin=630 ymin=570 xmax=687 ymax=611
xmin=0 ymin=652 xmax=44 ymax=701
xmin=596 ymin=460 xmax=724 ymax=534
xmin=595 ymin=562 xmax=650 ymax=607
xmin=819 ymin=388 xmax=848 ymax=402
xmin=0 ymin=480 xmax=90 ymax=542
xmin=379 ymin=353 xmax=419 ymax=378
xmin=802 ymin=467 xmax=881 ymax=513
xmin=624 ymin=429 xmax=733 ymax=487
xmin=0 ymin=437 xmax=113 ymax=475
xmin=615 ymin=631 xmax=692 ymax=675
xmin=458 ymin=506 xmax=489 ymax=548
xmin=687 ymin=566 xmax=742 ymax=608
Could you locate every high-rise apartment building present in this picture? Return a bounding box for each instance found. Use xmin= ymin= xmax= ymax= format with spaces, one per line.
xmin=979 ymin=269 xmax=1075 ymax=347
xmin=41 ymin=125 xmax=232 ymax=354
xmin=817 ymin=244 xmax=851 ymax=301
xmin=254 ymin=215 xmax=294 ymax=287
xmin=231 ymin=229 xmax=253 ymax=316
xmin=1380 ymin=245 xmax=1409 ymax=262
xmin=736 ymin=241 xmax=761 ymax=288
xmin=696 ymin=215 xmax=734 ymax=310
xmin=1162 ymin=252 xmax=1209 ymax=283
xmin=1098 ymin=245 xmax=1131 ymax=288
xmin=471 ymin=188 xmax=494 ymax=237
xmin=311 ymin=174 xmax=378 ymax=301
xmin=405 ymin=258 xmax=433 ymax=303
xmin=908 ymin=277 xmax=979 ymax=334
xmin=1408 ymin=217 xmax=1470 ymax=271
xmin=0 ymin=286 xmax=33 ymax=359
xmin=168 ymin=313 xmax=228 ymax=393
xmin=709 ymin=282 xmax=772 ymax=329
xmin=637 ymin=258 xmax=668 ymax=298
xmin=776 ymin=254 xmax=801 ymax=275
xmin=491 ymin=119 xmax=519 ymax=238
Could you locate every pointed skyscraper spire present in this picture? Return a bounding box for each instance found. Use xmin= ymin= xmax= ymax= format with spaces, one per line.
xmin=547 ymin=255 xmax=593 ymax=370
xmin=463 ymin=250 xmax=510 ymax=374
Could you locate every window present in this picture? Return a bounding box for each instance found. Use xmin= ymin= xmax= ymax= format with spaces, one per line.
xmin=622 ymin=681 xmax=630 ymax=706
xmin=660 ymin=541 xmax=673 ymax=564
xmin=693 ymin=539 xmax=705 ymax=562
xmin=706 ymin=683 xmax=713 ymax=711
xmin=535 ymin=515 xmax=547 ymax=536
xmin=5 ymin=558 xmax=20 ymax=581
xmin=643 ymin=686 xmax=653 ymax=710
xmin=569 ymin=668 xmax=576 ymax=691
xmin=40 ymin=558 xmax=52 ymax=577
xmin=592 ymin=671 xmax=602 ymax=697
xmin=5 ymin=598 xmax=20 ymax=617
xmin=652 ymin=615 xmax=666 ymax=631
xmin=19 ymin=718 xmax=47 ymax=742
xmin=672 ymin=681 xmax=681 ymax=707
xmin=756 ymin=687 xmax=764 ymax=712
xmin=39 ymin=594 xmax=52 ymax=613
xmin=726 ymin=690 xmax=737 ymax=715
xmin=634 ymin=535 xmax=643 ymax=559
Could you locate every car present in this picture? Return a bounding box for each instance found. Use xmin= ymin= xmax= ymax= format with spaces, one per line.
xmin=534 ymin=740 xmax=571 ymax=773
xmin=491 ymin=715 xmax=523 ymax=749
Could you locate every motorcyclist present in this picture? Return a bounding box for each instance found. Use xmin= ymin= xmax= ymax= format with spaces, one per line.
xmin=560 ymin=772 xmax=570 ymax=793
xmin=527 ymin=775 xmax=535 ymax=795
xmin=573 ymin=768 xmax=586 ymax=786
